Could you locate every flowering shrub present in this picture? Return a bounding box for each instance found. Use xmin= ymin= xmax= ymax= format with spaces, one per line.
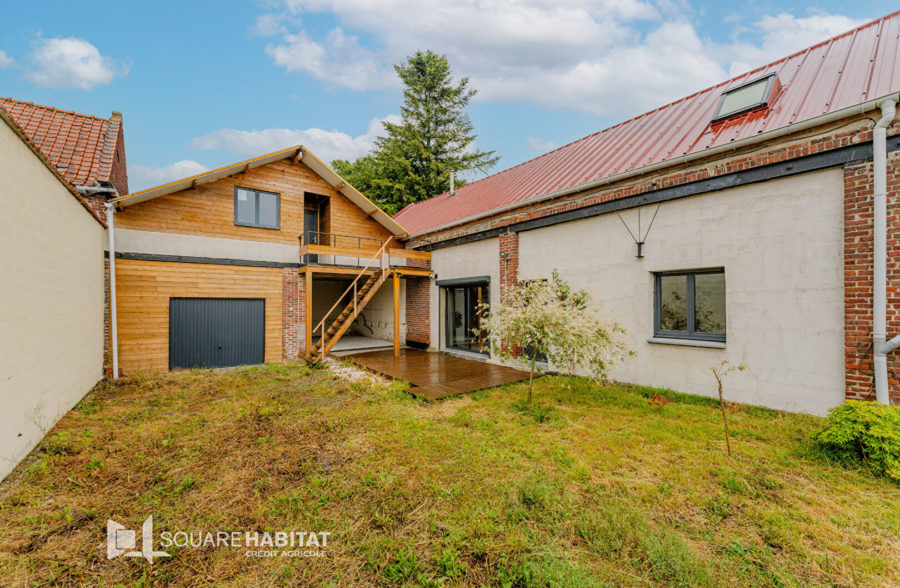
xmin=475 ymin=270 xmax=632 ymax=403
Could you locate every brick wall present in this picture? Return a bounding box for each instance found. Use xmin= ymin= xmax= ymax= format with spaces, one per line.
xmin=844 ymin=151 xmax=900 ymax=404
xmin=404 ymin=257 xmax=431 ymax=346
xmin=499 ymin=230 xmax=519 ymax=301
xmin=282 ymin=267 xmax=301 ymax=360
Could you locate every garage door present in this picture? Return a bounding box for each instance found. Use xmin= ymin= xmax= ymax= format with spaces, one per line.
xmin=169 ymin=298 xmax=265 ymax=369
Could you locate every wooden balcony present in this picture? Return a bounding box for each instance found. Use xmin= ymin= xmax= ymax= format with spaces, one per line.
xmin=298 ymin=231 xmax=431 ymax=275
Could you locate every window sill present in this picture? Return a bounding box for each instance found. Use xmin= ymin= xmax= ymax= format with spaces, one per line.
xmin=647 ymin=337 xmax=726 ymax=349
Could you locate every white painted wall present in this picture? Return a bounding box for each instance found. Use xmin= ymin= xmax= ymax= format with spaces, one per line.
xmin=430 ymin=238 xmax=500 ymax=353
xmin=0 ymin=118 xmax=105 ymax=480
xmin=311 ymin=277 xmax=405 ymax=342
xmin=515 ymin=169 xmax=845 ymax=415
xmin=114 ymin=228 xmax=300 ymax=263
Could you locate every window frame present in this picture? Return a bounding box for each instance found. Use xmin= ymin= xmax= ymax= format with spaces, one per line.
xmin=233 ymin=186 xmax=281 ymax=230
xmin=711 ymin=73 xmax=778 ymax=122
xmin=653 ymin=268 xmax=726 ymax=343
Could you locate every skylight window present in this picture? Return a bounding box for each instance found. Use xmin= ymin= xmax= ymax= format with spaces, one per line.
xmin=713 ymin=73 xmax=780 ymax=121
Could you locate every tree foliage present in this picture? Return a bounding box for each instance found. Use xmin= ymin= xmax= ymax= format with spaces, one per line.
xmin=476 ymin=271 xmax=632 ymax=403
xmin=332 ymin=50 xmax=498 ymax=215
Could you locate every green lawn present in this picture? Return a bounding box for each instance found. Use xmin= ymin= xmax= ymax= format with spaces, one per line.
xmin=0 ymin=362 xmax=897 ymax=587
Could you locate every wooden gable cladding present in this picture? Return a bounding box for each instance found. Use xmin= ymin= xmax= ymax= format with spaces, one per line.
xmin=115 ymin=158 xmax=391 ymax=246
xmin=114 ymin=259 xmax=283 ymax=373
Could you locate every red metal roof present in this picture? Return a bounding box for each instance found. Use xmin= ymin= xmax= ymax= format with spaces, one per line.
xmin=395 ymin=10 xmax=900 ymax=236
xmin=0 ymin=97 xmax=123 ymax=190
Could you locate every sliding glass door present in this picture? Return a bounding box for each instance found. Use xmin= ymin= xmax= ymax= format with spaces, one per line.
xmin=444 ymin=282 xmax=489 ymax=354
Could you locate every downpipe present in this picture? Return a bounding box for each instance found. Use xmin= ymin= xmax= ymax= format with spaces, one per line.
xmin=105 ymin=203 xmax=119 ymax=380
xmin=873 ymin=98 xmax=897 ymax=404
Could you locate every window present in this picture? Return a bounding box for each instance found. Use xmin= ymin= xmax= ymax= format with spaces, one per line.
xmin=654 ymin=269 xmax=725 ymax=342
xmin=713 ymin=73 xmax=780 ymax=121
xmin=234 ymin=187 xmax=280 ymax=229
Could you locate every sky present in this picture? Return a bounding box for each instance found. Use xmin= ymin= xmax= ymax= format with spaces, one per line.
xmin=0 ymin=0 xmax=895 ymax=192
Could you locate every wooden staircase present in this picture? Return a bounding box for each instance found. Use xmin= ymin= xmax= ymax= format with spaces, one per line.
xmin=310 ymin=237 xmax=394 ymax=360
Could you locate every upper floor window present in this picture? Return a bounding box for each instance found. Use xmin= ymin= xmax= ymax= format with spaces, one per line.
xmin=654 ymin=269 xmax=725 ymax=342
xmin=713 ymin=73 xmax=780 ymax=121
xmin=234 ymin=187 xmax=280 ymax=230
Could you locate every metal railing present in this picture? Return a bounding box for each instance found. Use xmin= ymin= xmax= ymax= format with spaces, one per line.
xmin=311 ymin=236 xmax=394 ymax=360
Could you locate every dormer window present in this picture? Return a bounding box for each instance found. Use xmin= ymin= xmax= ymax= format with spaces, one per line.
xmin=713 ymin=73 xmax=780 ymax=121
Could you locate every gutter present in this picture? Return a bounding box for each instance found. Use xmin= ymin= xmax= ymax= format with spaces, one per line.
xmin=410 ymin=91 xmax=900 ymax=240
xmin=105 ymin=203 xmax=119 ymax=380
xmin=873 ymin=98 xmax=898 ymax=404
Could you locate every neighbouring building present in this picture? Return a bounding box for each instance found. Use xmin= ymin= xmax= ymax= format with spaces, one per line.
xmin=394 ymin=11 xmax=900 ymax=415
xmin=106 ymin=146 xmax=430 ymax=374
xmin=0 ymin=106 xmax=106 ymax=480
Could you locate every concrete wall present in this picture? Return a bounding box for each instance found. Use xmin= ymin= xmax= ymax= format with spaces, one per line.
xmin=430 ymin=238 xmax=500 ymax=353
xmin=0 ymin=118 xmax=105 ymax=480
xmin=516 ymin=168 xmax=845 ymax=415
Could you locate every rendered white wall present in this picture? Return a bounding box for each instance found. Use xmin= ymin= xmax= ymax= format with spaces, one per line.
xmin=516 ymin=168 xmax=845 ymax=415
xmin=0 ymin=119 xmax=105 ymax=480
xmin=430 ymin=238 xmax=500 ymax=353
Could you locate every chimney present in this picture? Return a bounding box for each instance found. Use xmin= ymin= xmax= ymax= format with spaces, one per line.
xmin=449 ymin=170 xmax=456 ymax=197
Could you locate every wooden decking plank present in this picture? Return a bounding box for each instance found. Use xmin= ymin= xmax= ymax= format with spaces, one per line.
xmin=346 ymin=348 xmax=530 ymax=400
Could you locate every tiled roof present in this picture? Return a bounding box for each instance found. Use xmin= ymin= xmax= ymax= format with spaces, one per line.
xmin=0 ymin=97 xmax=122 ymax=189
xmin=395 ymin=10 xmax=900 ymax=236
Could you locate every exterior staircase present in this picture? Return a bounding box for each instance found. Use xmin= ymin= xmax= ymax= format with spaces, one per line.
xmin=311 ymin=236 xmax=394 ymax=360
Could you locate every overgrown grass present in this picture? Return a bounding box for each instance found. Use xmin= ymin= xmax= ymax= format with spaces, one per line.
xmin=1 ymin=365 xmax=898 ymax=586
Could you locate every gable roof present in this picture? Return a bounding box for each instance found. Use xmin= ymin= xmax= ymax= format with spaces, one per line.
xmin=111 ymin=146 xmax=408 ymax=237
xmin=0 ymin=104 xmax=106 ymax=227
xmin=395 ymin=10 xmax=900 ymax=236
xmin=0 ymin=96 xmax=125 ymax=193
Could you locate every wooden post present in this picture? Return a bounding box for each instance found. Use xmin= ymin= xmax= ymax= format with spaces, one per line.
xmin=305 ymin=268 xmax=312 ymax=357
xmin=393 ymin=271 xmax=400 ymax=357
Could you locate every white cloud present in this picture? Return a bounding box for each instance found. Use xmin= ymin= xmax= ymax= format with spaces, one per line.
xmin=258 ymin=2 xmax=868 ymax=118
xmin=27 ymin=37 xmax=128 ymax=90
xmin=129 ymin=160 xmax=209 ymax=191
xmin=526 ymin=136 xmax=557 ymax=152
xmin=0 ymin=51 xmax=14 ymax=68
xmin=190 ymin=115 xmax=400 ymax=163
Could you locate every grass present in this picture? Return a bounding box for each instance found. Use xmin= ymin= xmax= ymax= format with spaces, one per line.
xmin=0 ymin=362 xmax=898 ymax=587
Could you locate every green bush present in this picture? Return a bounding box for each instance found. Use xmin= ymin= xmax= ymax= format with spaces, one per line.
xmin=816 ymin=401 xmax=900 ymax=482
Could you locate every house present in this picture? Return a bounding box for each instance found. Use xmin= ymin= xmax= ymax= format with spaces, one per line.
xmin=394 ymin=11 xmax=900 ymax=415
xmin=0 ymin=106 xmax=106 ymax=480
xmin=106 ymin=146 xmax=430 ymax=374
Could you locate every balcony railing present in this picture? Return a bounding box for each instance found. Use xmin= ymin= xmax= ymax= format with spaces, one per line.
xmin=299 ymin=231 xmax=430 ymax=268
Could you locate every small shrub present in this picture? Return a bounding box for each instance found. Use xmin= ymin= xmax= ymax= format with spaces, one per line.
xmin=816 ymin=401 xmax=900 ymax=482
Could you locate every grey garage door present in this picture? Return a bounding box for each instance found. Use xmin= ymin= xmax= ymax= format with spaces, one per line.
xmin=169 ymin=298 xmax=265 ymax=369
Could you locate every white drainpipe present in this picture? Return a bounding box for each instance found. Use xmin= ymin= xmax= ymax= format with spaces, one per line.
xmin=105 ymin=203 xmax=119 ymax=380
xmin=873 ymin=98 xmax=898 ymax=404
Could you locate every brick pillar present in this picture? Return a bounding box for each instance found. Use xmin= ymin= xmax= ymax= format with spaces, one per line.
xmin=405 ymin=257 xmax=431 ymax=347
xmin=844 ymin=153 xmax=900 ymax=404
xmin=499 ymin=230 xmax=519 ymax=301
xmin=282 ymin=268 xmax=301 ymax=361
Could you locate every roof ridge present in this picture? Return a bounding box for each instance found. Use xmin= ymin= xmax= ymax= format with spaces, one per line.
xmin=411 ymin=9 xmax=900 ymax=203
xmin=0 ymin=96 xmax=114 ymax=123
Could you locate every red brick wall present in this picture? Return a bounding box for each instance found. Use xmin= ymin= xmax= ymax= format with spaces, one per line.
xmin=499 ymin=231 xmax=519 ymax=301
xmin=109 ymin=115 xmax=129 ymax=196
xmin=844 ymin=151 xmax=900 ymax=404
xmin=404 ymin=257 xmax=431 ymax=346
xmin=282 ymin=268 xmax=301 ymax=360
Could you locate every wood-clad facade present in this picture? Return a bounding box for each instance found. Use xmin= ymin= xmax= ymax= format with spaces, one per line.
xmin=109 ymin=147 xmax=430 ymax=373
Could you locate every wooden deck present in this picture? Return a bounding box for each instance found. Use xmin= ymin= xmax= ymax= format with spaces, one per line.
xmin=345 ymin=348 xmax=531 ymax=401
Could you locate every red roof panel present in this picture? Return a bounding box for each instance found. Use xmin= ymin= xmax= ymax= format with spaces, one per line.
xmin=395 ymin=11 xmax=900 ymax=236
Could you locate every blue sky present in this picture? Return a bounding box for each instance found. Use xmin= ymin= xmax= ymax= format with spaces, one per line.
xmin=0 ymin=0 xmax=895 ymax=191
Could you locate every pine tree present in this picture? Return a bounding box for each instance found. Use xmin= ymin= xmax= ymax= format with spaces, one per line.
xmin=333 ymin=51 xmax=498 ymax=215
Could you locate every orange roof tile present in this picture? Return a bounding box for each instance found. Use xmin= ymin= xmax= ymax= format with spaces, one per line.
xmin=0 ymin=96 xmax=122 ymax=190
